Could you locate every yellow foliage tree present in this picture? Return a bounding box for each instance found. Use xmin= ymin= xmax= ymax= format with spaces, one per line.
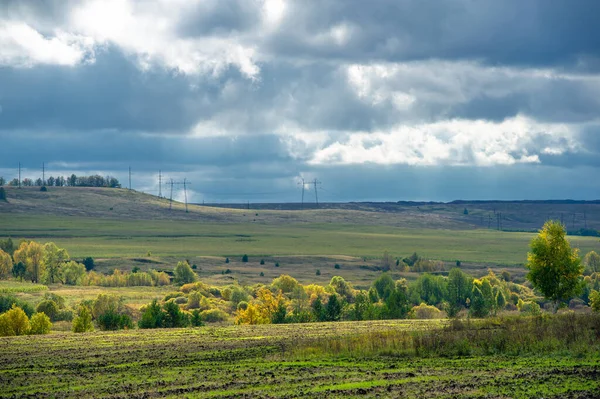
xmin=0 ymin=248 xmax=12 ymax=279
xmin=13 ymin=241 xmax=45 ymax=283
xmin=0 ymin=305 xmax=31 ymax=336
xmin=235 ymin=303 xmax=268 ymax=325
xmin=29 ymin=313 xmax=52 ymax=335
xmin=255 ymin=287 xmax=286 ymax=321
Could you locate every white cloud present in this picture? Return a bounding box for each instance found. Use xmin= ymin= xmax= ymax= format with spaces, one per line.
xmin=69 ymin=0 xmax=260 ymax=79
xmin=307 ymin=116 xmax=578 ymax=166
xmin=0 ymin=21 xmax=95 ymax=67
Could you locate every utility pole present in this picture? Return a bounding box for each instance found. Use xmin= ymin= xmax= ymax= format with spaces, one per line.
xmin=313 ymin=178 xmax=321 ymax=207
xmin=18 ymin=162 xmax=21 ymax=188
xmin=128 ymin=166 xmax=132 ymax=190
xmin=42 ymin=162 xmax=45 ymax=185
xmin=298 ymin=178 xmax=305 ymax=209
xmin=158 ymin=170 xmax=162 ymax=198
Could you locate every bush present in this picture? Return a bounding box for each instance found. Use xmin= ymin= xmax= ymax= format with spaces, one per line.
xmin=36 ymin=300 xmax=59 ymax=321
xmin=225 ymin=258 xmax=230 ymax=264
xmin=72 ymin=306 xmax=94 ymax=333
xmin=410 ymin=303 xmax=443 ymax=319
xmin=260 ymin=272 xmax=264 ymax=277
xmin=29 ymin=313 xmax=52 ymax=335
xmin=0 ymin=295 xmax=34 ymax=317
xmin=163 ymin=301 xmax=189 ymax=328
xmin=190 ymin=309 xmax=204 ymax=327
xmin=97 ymin=310 xmax=133 ymax=331
xmin=275 ymin=262 xmax=280 ymax=268
xmin=0 ymin=187 xmax=6 ymax=202
xmin=174 ymin=261 xmax=197 ymax=285
xmin=260 ymin=259 xmax=265 ymax=265
xmin=334 ymin=264 xmax=340 ymax=269
xmin=200 ymin=309 xmax=228 ymax=323
xmin=0 ymin=305 xmax=30 ymax=336
xmin=138 ymin=300 xmax=164 ymax=329
xmin=237 ymin=301 xmax=249 ymax=311
xmin=55 ymin=309 xmax=73 ymax=322
xmin=242 ymin=254 xmax=249 ymax=263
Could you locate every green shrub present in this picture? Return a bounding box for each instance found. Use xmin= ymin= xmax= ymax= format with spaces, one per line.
xmin=97 ymin=310 xmax=133 ymax=331
xmin=29 ymin=313 xmax=52 ymax=335
xmin=174 ymin=261 xmax=197 ymax=285
xmin=36 ymin=300 xmax=59 ymax=321
xmin=0 ymin=295 xmax=34 ymax=317
xmin=72 ymin=306 xmax=94 ymax=333
xmin=242 ymin=254 xmax=249 ymax=263
xmin=200 ymin=309 xmax=228 ymax=323
xmin=260 ymin=259 xmax=265 ymax=265
xmin=190 ymin=309 xmax=204 ymax=327
xmin=138 ymin=300 xmax=164 ymax=329
xmin=55 ymin=309 xmax=73 ymax=322
xmin=237 ymin=301 xmax=249 ymax=311
xmin=163 ymin=301 xmax=189 ymax=328
xmin=316 ymin=269 xmax=321 ymax=276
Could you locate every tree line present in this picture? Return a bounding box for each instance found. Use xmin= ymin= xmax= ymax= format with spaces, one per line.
xmin=0 ymin=174 xmax=121 ymax=188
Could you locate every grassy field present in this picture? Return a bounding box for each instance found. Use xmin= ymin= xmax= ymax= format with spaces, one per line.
xmin=2 ymin=213 xmax=599 ymax=264
xmin=1 ymin=319 xmax=599 ymax=399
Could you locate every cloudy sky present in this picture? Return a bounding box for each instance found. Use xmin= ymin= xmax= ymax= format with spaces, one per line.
xmin=1 ymin=0 xmax=599 ymax=203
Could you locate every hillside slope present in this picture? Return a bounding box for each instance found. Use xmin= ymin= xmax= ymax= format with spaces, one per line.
xmin=0 ymin=187 xmax=471 ymax=229
xmin=1 ymin=187 xmax=599 ymax=231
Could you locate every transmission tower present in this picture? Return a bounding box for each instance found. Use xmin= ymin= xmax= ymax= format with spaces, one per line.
xmin=167 ymin=178 xmax=192 ymax=212
xmin=158 ymin=170 xmax=162 ymax=198
xmin=298 ymin=178 xmax=306 ymax=209
xmin=313 ymin=178 xmax=321 ymax=207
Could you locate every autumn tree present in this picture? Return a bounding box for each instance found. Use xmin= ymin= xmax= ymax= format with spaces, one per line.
xmin=62 ymin=261 xmax=86 ymax=285
xmin=0 ymin=305 xmax=30 ymax=336
xmin=42 ymin=242 xmax=70 ymax=284
xmin=446 ymin=268 xmax=473 ymax=317
xmin=174 ymin=261 xmax=196 ymax=285
xmin=13 ymin=241 xmax=45 ymax=283
xmin=0 ymin=249 xmax=12 ymax=279
xmin=583 ymin=251 xmax=600 ymax=274
xmin=526 ymin=220 xmax=584 ymax=312
xmin=29 ymin=313 xmax=52 ymax=335
xmin=72 ymin=305 xmax=94 ymax=333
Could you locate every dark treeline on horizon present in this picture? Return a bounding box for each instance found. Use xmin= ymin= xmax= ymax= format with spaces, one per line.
xmin=0 ymin=174 xmax=121 ymax=188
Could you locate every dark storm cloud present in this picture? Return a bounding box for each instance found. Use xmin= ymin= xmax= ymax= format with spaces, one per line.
xmin=268 ymin=0 xmax=600 ymax=69
xmin=0 ymin=47 xmax=214 ymax=132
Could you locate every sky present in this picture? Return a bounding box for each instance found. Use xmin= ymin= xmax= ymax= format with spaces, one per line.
xmin=1 ymin=0 xmax=600 ymax=203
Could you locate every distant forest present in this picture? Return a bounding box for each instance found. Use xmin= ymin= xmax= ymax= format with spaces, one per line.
xmin=0 ymin=174 xmax=121 ymax=188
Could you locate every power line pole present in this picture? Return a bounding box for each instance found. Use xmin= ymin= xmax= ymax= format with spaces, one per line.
xmin=128 ymin=166 xmax=132 ymax=190
xmin=158 ymin=170 xmax=162 ymax=198
xmin=313 ymin=178 xmax=321 ymax=207
xmin=42 ymin=162 xmax=45 ymax=185
xmin=18 ymin=162 xmax=21 ymax=188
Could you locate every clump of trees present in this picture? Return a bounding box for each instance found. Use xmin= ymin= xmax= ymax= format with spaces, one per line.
xmin=3 ymin=174 xmax=121 ymax=188
xmin=0 ymin=305 xmax=52 ymax=337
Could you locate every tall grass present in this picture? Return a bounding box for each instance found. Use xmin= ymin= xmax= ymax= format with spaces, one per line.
xmin=0 ymin=281 xmax=48 ymax=294
xmin=292 ymin=313 xmax=600 ymax=359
